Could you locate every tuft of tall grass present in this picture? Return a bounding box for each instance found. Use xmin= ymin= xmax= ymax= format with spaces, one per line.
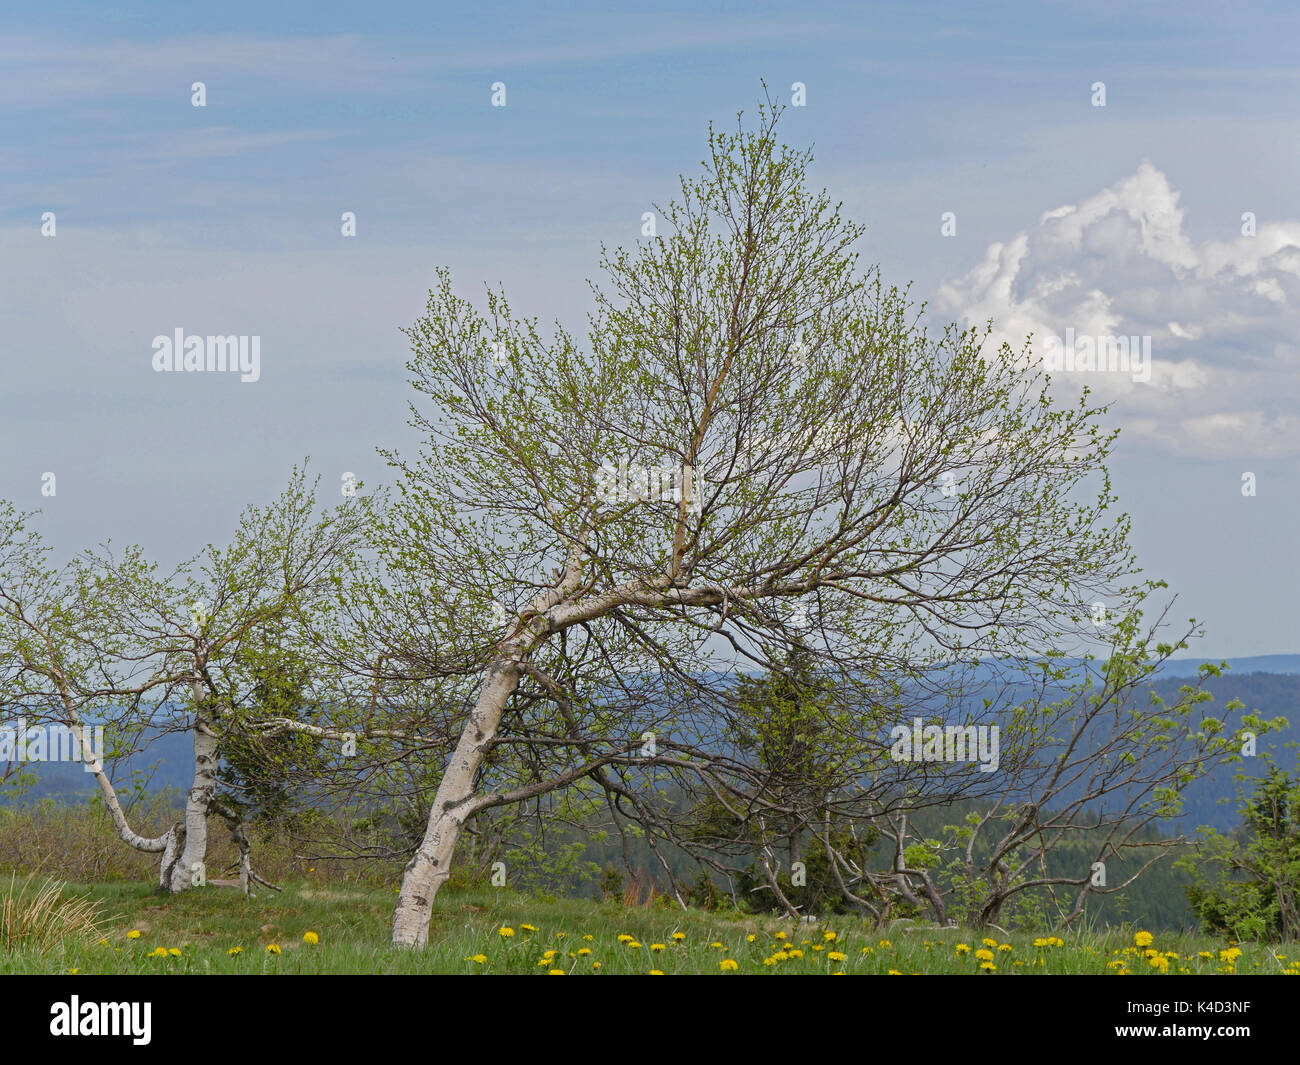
xmin=0 ymin=874 xmax=104 ymax=954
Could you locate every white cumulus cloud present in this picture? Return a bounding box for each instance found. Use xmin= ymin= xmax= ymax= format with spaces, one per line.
xmin=938 ymin=163 xmax=1300 ymax=458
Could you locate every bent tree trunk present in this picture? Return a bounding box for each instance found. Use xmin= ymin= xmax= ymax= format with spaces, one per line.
xmin=391 ymin=657 xmax=521 ymax=946
xmin=69 ymin=714 xmax=186 ymax=890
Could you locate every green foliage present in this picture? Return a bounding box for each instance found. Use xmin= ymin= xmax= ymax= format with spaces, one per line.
xmin=215 ymin=620 xmax=330 ymax=827
xmin=1183 ymin=758 xmax=1300 ymax=942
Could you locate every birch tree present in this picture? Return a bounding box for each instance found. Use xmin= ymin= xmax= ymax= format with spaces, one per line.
xmin=0 ymin=469 xmax=368 ymax=893
xmin=367 ymin=104 xmax=1141 ymax=946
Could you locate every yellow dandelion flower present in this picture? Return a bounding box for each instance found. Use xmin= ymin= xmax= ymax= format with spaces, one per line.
xmin=499 ymin=927 xmax=515 ymax=938
xmin=1134 ymin=930 xmax=1154 ymax=948
xmin=710 ymin=941 xmax=724 ymax=948
xmin=471 ymin=954 xmax=487 ymax=964
xmin=127 ymin=930 xmax=141 ymax=940
xmin=302 ymin=931 xmax=319 ymax=945
xmin=227 ymin=947 xmax=242 ymax=956
xmin=548 ymin=969 xmax=565 ymax=975
xmin=955 ymin=943 xmax=971 ymax=954
xmin=827 ymin=951 xmax=846 ymax=962
xmin=981 ymin=938 xmax=998 ymax=949
xmin=672 ymin=932 xmax=686 ymax=941
xmin=979 ymin=961 xmax=996 ymax=971
xmin=648 ymin=970 xmax=664 ymax=975
xmin=650 ymin=943 xmax=666 ymax=952
xmin=168 ymin=948 xmax=181 ymax=957
xmin=520 ymin=924 xmax=538 ymax=932
xmin=998 ymin=944 xmax=1013 ymax=952
xmin=720 ymin=959 xmax=739 ymax=971
xmin=577 ymin=948 xmax=592 ymax=956
xmin=266 ymin=944 xmax=281 ymax=955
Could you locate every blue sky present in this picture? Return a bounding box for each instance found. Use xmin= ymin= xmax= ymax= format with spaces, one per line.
xmin=2 ymin=1 xmax=1298 ymax=655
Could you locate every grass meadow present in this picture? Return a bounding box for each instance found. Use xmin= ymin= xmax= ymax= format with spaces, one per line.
xmin=1 ymin=876 xmax=1297 ymax=976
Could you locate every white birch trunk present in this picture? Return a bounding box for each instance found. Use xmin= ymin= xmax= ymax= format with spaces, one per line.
xmin=70 ymin=719 xmax=171 ymax=854
xmin=391 ymin=656 xmax=521 ymax=946
xmin=165 ymin=675 xmax=218 ymax=894
xmin=67 ymin=711 xmax=182 ymax=890
xmin=157 ymin=824 xmax=184 ymax=891
xmin=391 ymin=539 xmax=590 ymax=947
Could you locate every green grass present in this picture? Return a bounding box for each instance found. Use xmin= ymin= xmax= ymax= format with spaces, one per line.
xmin=2 ymin=878 xmax=1296 ymax=975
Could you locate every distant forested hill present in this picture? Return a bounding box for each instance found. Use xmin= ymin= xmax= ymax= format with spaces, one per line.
xmin=1156 ymin=653 xmax=1300 ymax=678
xmin=1147 ymin=669 xmax=1298 ymax=833
xmin=1 ymin=726 xmax=193 ymax=803
xmin=5 ymin=659 xmax=1297 ymax=835
xmin=4 ymin=661 xmax=1294 ymax=932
